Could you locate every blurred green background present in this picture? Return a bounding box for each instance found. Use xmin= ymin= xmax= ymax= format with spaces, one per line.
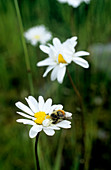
xmin=0 ymin=0 xmax=111 ymax=169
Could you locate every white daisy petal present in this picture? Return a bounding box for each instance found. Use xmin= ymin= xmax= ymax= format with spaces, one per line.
xmin=57 ymin=0 xmax=67 ymax=3
xmin=59 ymin=0 xmax=90 ymax=8
xmin=63 ymin=54 xmax=72 ymax=64
xmin=65 ymin=112 xmax=72 ymax=118
xmin=29 ymin=125 xmax=42 ymax=138
xmin=49 ymin=104 xmax=63 ymax=115
xmin=56 ymin=105 xmax=63 ymax=111
xmin=16 ymin=119 xmax=36 ymax=125
xmin=59 ymin=63 xmax=67 ymax=68
xmin=66 ymin=36 xmax=77 ymax=43
xmin=37 ymin=58 xmax=55 ymax=66
xmin=43 ymin=65 xmax=55 ymax=77
xmin=38 ymin=96 xmax=45 ymax=111
xmin=70 ymin=36 xmax=78 ymax=42
xmin=15 ymin=102 xmax=34 ymax=116
xmin=58 ymin=0 xmax=80 ymax=7
xmin=73 ymin=57 xmax=89 ymax=68
xmin=17 ymin=112 xmax=35 ymax=120
xmin=43 ymin=98 xmax=52 ymax=113
xmin=39 ymin=45 xmax=50 ymax=54
xmin=73 ymin=41 xmax=77 ymax=48
xmin=50 ymin=125 xmax=60 ymax=130
xmin=53 ymin=38 xmax=61 ymax=49
xmin=42 ymin=119 xmax=51 ymax=127
xmin=56 ymin=120 xmax=71 ymax=128
xmin=74 ymin=51 xmax=90 ymax=57
xmin=48 ymin=44 xmax=57 ymax=58
xmin=64 ymin=36 xmax=77 ymax=48
xmin=43 ymin=128 xmax=55 ymax=136
xmin=25 ymin=96 xmax=39 ymax=113
xmin=57 ymin=66 xmax=66 ymax=84
xmin=84 ymin=0 xmax=90 ymax=3
xmin=49 ymin=105 xmax=58 ymax=115
xmin=28 ymin=96 xmax=39 ymax=112
xmin=29 ymin=130 xmax=38 ymax=138
xmin=51 ymin=65 xmax=59 ymax=81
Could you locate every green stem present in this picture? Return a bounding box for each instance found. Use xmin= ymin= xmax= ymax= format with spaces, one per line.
xmin=66 ymin=68 xmax=85 ymax=170
xmin=66 ymin=68 xmax=82 ymax=106
xmin=35 ymin=133 xmax=40 ymax=170
xmin=14 ymin=0 xmax=34 ymax=95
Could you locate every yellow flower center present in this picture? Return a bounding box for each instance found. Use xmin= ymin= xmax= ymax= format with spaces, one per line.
xmin=58 ymin=54 xmax=67 ymax=64
xmin=34 ymin=111 xmax=50 ymax=125
xmin=34 ymin=35 xmax=40 ymax=40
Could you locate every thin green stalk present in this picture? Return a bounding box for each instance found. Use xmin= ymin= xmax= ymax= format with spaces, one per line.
xmin=66 ymin=68 xmax=85 ymax=170
xmin=14 ymin=0 xmax=34 ymax=95
xmin=66 ymin=68 xmax=82 ymax=106
xmin=35 ymin=133 xmax=40 ymax=170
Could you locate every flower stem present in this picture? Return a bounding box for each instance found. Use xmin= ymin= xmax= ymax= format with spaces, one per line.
xmin=35 ymin=133 xmax=40 ymax=170
xmin=66 ymin=68 xmax=82 ymax=105
xmin=14 ymin=0 xmax=34 ymax=95
xmin=66 ymin=68 xmax=85 ymax=169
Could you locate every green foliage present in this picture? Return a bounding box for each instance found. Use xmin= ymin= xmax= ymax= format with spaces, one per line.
xmin=0 ymin=0 xmax=111 ymax=169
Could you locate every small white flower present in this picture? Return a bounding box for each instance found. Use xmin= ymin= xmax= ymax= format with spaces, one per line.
xmin=24 ymin=25 xmax=52 ymax=46
xmin=37 ymin=37 xmax=89 ymax=84
xmin=57 ymin=0 xmax=90 ymax=8
xmin=15 ymin=96 xmax=72 ymax=138
xmin=84 ymin=0 xmax=90 ymax=4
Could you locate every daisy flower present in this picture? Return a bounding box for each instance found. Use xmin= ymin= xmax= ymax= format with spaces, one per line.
xmin=37 ymin=37 xmax=89 ymax=84
xmin=15 ymin=96 xmax=72 ymax=138
xmin=57 ymin=0 xmax=90 ymax=8
xmin=24 ymin=25 xmax=52 ymax=46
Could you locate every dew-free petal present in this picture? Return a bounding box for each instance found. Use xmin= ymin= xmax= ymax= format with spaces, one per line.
xmin=43 ymin=128 xmax=55 ymax=136
xmin=16 ymin=119 xmax=36 ymax=125
xmin=73 ymin=57 xmax=89 ymax=68
xmin=29 ymin=125 xmax=42 ymax=138
xmin=15 ymin=102 xmax=34 ymax=116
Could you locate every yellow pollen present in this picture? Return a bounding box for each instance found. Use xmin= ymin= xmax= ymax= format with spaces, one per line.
xmin=34 ymin=111 xmax=50 ymax=125
xmin=34 ymin=35 xmax=40 ymax=40
xmin=58 ymin=54 xmax=67 ymax=64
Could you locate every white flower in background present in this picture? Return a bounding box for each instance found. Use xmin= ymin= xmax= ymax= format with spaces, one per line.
xmin=57 ymin=0 xmax=67 ymax=3
xmin=16 ymin=96 xmax=72 ymax=138
xmin=24 ymin=25 xmax=52 ymax=46
xmin=84 ymin=0 xmax=90 ymax=4
xmin=57 ymin=0 xmax=90 ymax=8
xmin=37 ymin=37 xmax=89 ymax=84
xmin=67 ymin=0 xmax=82 ymax=8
